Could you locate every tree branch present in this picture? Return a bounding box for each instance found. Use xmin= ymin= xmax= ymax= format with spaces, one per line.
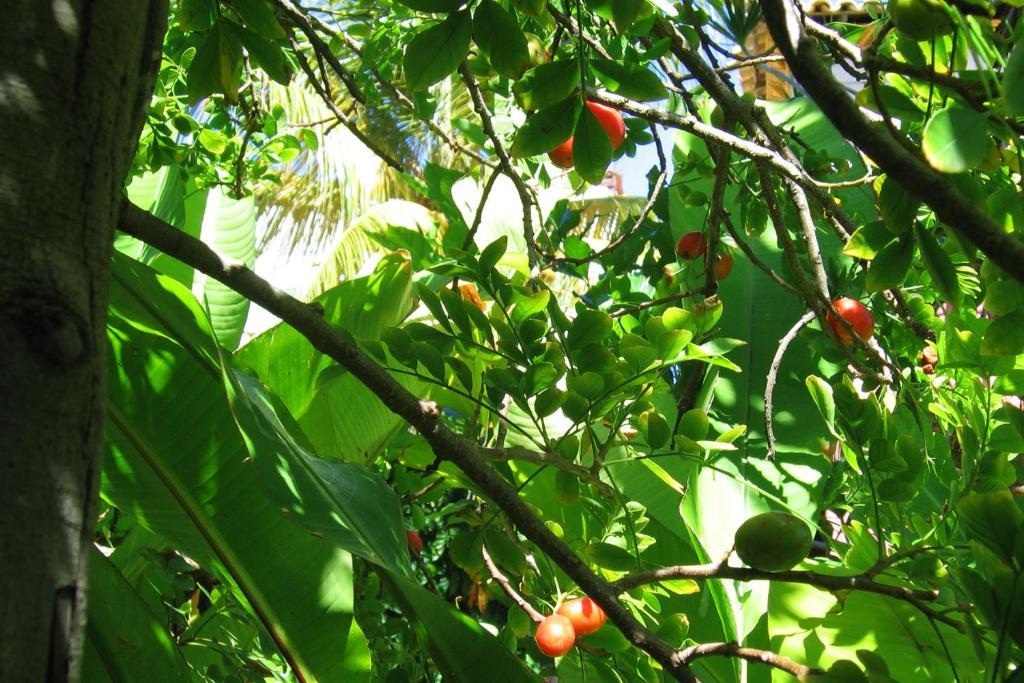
xmin=678 ymin=641 xmax=820 ymax=676
xmin=613 ymin=561 xmax=961 ymax=630
xmin=758 ymin=0 xmax=1024 ymax=283
xmin=765 ymin=311 xmax=816 ymax=460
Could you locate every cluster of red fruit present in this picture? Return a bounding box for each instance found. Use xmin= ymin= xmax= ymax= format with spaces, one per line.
xmin=674 ymin=231 xmax=733 ymax=280
xmin=534 ymin=597 xmax=607 ymax=657
xmin=547 ymin=101 xmax=626 ymax=170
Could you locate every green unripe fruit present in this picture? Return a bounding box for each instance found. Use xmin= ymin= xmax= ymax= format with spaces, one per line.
xmin=734 ymin=511 xmax=812 ymax=572
xmin=888 ymin=0 xmax=953 ymax=41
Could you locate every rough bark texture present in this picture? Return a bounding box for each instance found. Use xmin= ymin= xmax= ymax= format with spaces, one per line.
xmin=0 ymin=3 xmax=166 ymax=681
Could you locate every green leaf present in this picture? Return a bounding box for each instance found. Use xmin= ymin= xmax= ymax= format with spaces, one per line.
xmin=179 ymin=0 xmax=214 ymax=31
xmin=187 ymin=23 xmax=242 ymax=103
xmin=231 ymin=0 xmax=286 ymax=38
xmin=922 ymin=104 xmax=989 ymax=174
xmin=981 ymin=311 xmax=1024 ymax=356
xmin=805 ymin=375 xmax=838 ymax=437
xmin=521 ymin=362 xmax=559 ymax=396
xmin=877 ymin=176 xmax=919 ymax=234
xmin=82 ymin=551 xmax=192 ymax=683
xmin=195 ymin=187 xmax=256 ymax=349
xmin=396 ymin=0 xmax=464 ymax=12
xmin=866 ymin=232 xmax=914 ymax=292
xmin=914 ymin=224 xmax=961 ymax=306
xmin=512 ymin=60 xmax=580 ymax=111
xmin=573 ymin=102 xmax=614 ymax=184
xmin=590 ymin=59 xmax=667 ymax=102
xmin=843 ymin=221 xmax=894 ymax=260
xmin=509 ymin=96 xmax=581 ymax=157
xmin=638 ymin=410 xmax=670 ymax=449
xmin=584 ymin=542 xmax=637 ymax=571
xmin=483 ymin=527 xmax=528 ymax=574
xmin=236 ymin=24 xmax=293 ymax=84
xmin=473 ymin=0 xmax=531 ymax=78
xmin=479 ymin=235 xmax=508 ymax=274
xmin=611 ymin=0 xmax=643 ymax=32
xmin=404 ymin=11 xmax=472 ymax=91
xmin=238 ymin=254 xmax=420 ymax=464
xmin=958 ymin=490 xmax=1023 ymax=561
xmin=566 ymin=309 xmax=613 ymax=349
xmin=378 ymin=571 xmax=542 ymax=681
xmin=105 ymin=254 xmax=371 ymax=682
xmin=223 ymin=366 xmax=410 ymax=574
xmin=1003 ymin=33 xmax=1024 ymax=117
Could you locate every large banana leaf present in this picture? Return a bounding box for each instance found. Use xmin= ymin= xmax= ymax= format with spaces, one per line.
xmin=237 ymin=252 xmax=421 ymax=463
xmin=768 ymin=583 xmax=983 ymax=681
xmin=104 ymin=253 xmax=370 ymax=682
xmin=222 ymin=363 xmax=409 ymax=575
xmin=81 ymin=550 xmax=193 ymax=683
xmin=121 ymin=165 xmax=209 ymax=286
xmin=121 ymin=178 xmax=255 ymax=349
xmin=193 ymin=187 xmax=256 ymax=349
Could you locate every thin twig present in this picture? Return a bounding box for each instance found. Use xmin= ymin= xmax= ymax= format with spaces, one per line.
xmin=482 ymin=545 xmax=544 ymax=622
xmin=458 ymin=62 xmax=540 ymax=272
xmin=610 ymin=289 xmax=710 ymax=319
xmin=478 ymin=446 xmax=615 ymax=498
xmin=677 ymin=641 xmax=820 ymax=677
xmin=612 ymin=562 xmax=961 ymax=631
xmin=461 ymin=168 xmax=501 ymax=251
xmin=765 ymin=311 xmax=816 ymax=460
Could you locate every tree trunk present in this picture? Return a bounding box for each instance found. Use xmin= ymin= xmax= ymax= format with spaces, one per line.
xmin=0 ymin=3 xmax=166 ymax=681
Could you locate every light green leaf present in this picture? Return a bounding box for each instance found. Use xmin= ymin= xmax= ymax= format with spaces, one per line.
xmin=922 ymin=104 xmax=989 ymax=174
xmin=104 ymin=254 xmax=370 ymax=682
xmin=194 ymin=187 xmax=256 ymax=350
xmin=591 ymin=59 xmax=667 ymax=101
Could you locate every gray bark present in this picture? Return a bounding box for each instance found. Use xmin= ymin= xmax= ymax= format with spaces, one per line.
xmin=0 ymin=3 xmax=166 ymax=681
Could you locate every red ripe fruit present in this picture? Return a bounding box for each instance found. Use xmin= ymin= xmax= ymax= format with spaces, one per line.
xmin=406 ymin=530 xmax=424 ymax=555
xmin=675 ymin=232 xmax=706 ymax=260
xmin=714 ymin=253 xmax=734 ymax=280
xmin=826 ymin=297 xmax=874 ymax=344
xmin=584 ymin=101 xmax=626 ymax=150
xmin=535 ymin=614 xmax=576 ymax=657
xmin=547 ymin=137 xmax=574 ymax=169
xmin=556 ymin=597 xmax=607 ymax=637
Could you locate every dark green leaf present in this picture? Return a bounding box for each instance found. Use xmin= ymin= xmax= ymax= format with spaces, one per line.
xmin=231 ymin=0 xmax=285 ymax=39
xmin=914 ymin=224 xmax=961 ymax=306
xmin=179 ymin=0 xmax=214 ymax=31
xmin=566 ymin=309 xmax=612 ymax=349
xmin=512 ymin=60 xmax=580 ymax=111
xmin=843 ymin=221 xmax=894 ymax=260
xmin=866 ymin=232 xmax=914 ymax=292
xmin=877 ymin=176 xmax=919 ymax=234
xmin=404 ymin=11 xmax=472 ymax=91
xmin=590 ymin=59 xmax=667 ymax=102
xmin=396 ymin=0 xmax=464 ymax=12
xmin=83 ymin=552 xmax=192 ymax=683
xmin=573 ymin=103 xmax=614 ymax=184
xmin=473 ymin=0 xmax=530 ymax=78
xmin=236 ymin=25 xmax=293 ymax=84
xmin=509 ymin=97 xmax=581 ymax=158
